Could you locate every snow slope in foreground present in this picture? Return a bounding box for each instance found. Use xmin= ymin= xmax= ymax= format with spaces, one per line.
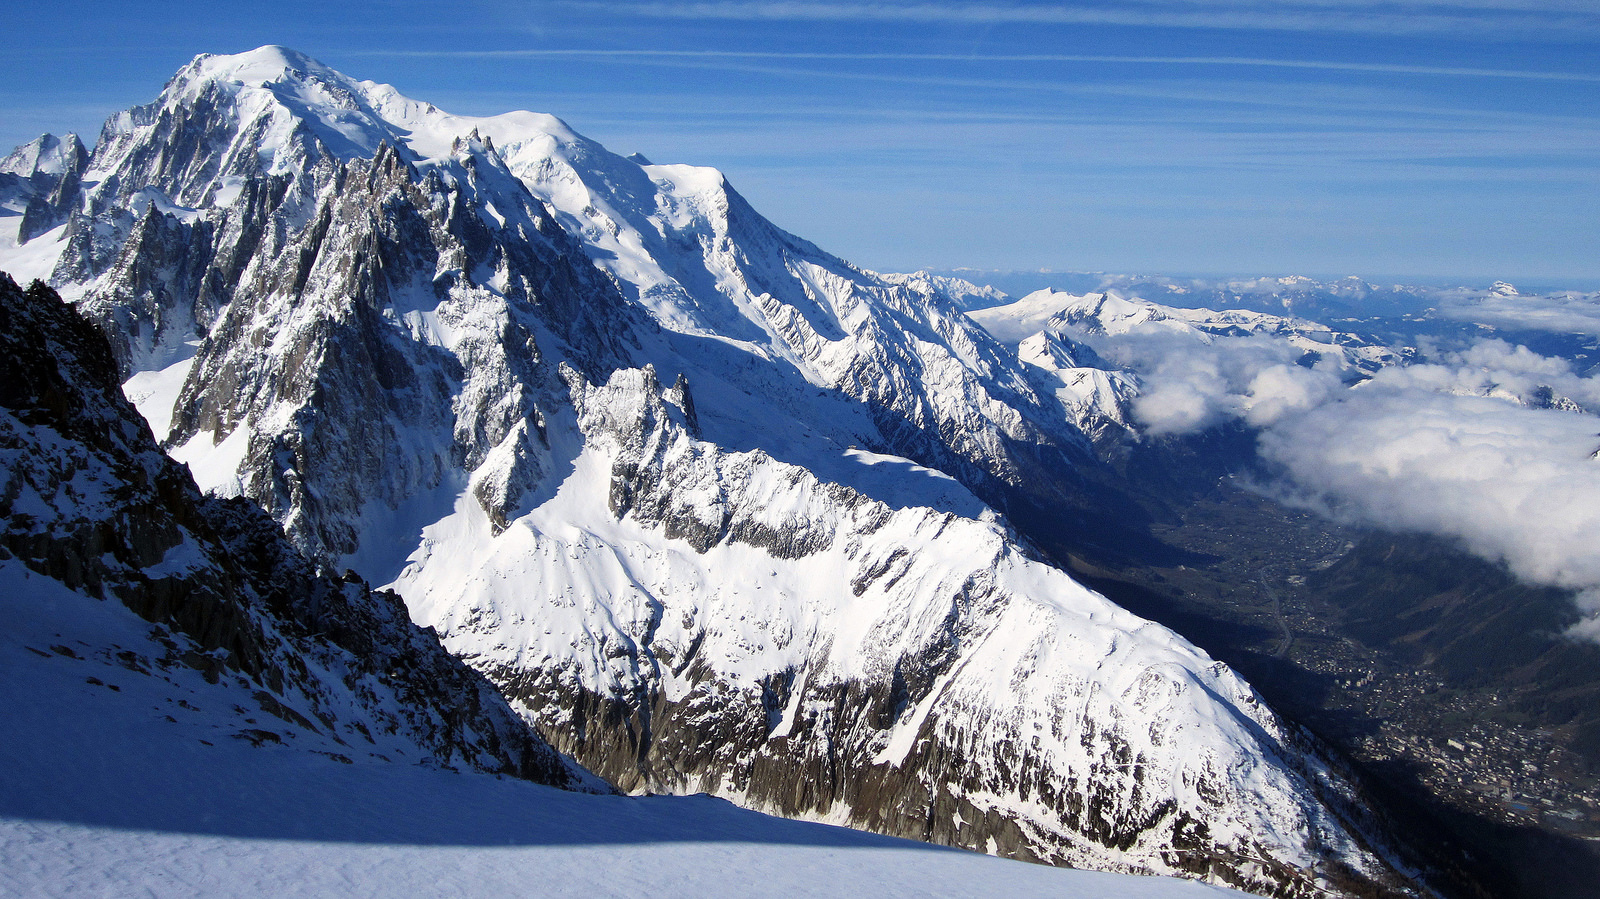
xmin=0 ymin=561 xmax=1245 ymax=899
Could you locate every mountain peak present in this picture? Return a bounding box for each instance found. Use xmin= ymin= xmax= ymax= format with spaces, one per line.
xmin=180 ymin=45 xmax=337 ymax=89
xmin=0 ymin=131 xmax=86 ymax=178
xmin=149 ymin=45 xmax=593 ymax=166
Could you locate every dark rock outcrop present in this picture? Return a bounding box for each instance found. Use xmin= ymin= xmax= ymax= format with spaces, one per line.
xmin=0 ymin=272 xmax=583 ymax=786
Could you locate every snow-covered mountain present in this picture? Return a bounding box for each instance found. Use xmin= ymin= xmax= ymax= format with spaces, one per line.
xmin=974 ymin=289 xmax=1403 ymax=373
xmin=945 ymin=271 xmax=1459 ymax=320
xmin=0 ymin=133 xmax=88 ymax=246
xmin=2 ymin=46 xmax=1431 ymax=897
xmin=0 ymin=272 xmax=582 ymax=787
xmin=0 ymin=273 xmax=1257 ymax=899
xmin=968 ymin=286 xmax=1600 ymax=446
xmin=965 ymin=288 xmax=1418 ymax=444
xmin=1015 ymin=329 xmax=1143 ymax=447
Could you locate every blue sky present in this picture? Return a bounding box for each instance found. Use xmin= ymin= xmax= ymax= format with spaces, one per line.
xmin=4 ymin=1 xmax=1598 ymax=283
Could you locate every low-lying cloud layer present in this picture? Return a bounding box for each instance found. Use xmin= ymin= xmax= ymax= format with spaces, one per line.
xmin=1260 ymin=378 xmax=1600 ymax=639
xmin=1439 ymin=290 xmax=1600 ymax=341
xmin=1092 ymin=332 xmax=1343 ymax=435
xmin=1080 ymin=314 xmax=1600 ymax=640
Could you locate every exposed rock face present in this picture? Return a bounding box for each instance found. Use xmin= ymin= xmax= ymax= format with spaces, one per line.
xmin=7 ymin=46 xmax=1434 ymax=898
xmin=0 ymin=273 xmax=581 ymax=786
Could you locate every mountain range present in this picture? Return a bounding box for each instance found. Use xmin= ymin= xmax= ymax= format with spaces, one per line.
xmin=6 ymin=44 xmax=1554 ymax=898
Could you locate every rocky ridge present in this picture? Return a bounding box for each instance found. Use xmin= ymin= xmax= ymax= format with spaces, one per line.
xmin=0 ymin=133 xmax=88 ymax=246
xmin=0 ymin=272 xmax=582 ymax=786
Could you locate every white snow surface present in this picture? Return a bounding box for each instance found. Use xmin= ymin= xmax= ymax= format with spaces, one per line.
xmin=0 ymin=221 xmax=70 ymax=285
xmin=0 ymin=559 xmax=1249 ymax=899
xmin=121 ymin=351 xmax=197 ymax=442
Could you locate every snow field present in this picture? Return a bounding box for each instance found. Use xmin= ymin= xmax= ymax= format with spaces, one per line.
xmin=0 ymin=560 xmax=1248 ymax=899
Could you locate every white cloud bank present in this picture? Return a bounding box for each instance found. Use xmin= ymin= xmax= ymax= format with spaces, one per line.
xmin=1103 ymin=333 xmax=1343 ymax=435
xmin=1260 ymin=379 xmax=1600 ymax=639
xmin=1085 ymin=320 xmax=1600 ymax=640
xmin=1439 ymin=290 xmax=1600 ymax=340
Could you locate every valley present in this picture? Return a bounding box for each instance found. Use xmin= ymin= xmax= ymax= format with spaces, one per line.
xmin=1035 ymin=469 xmax=1600 ymax=899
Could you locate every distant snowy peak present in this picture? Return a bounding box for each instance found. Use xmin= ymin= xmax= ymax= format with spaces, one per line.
xmin=975 ymin=271 xmax=1452 ymax=319
xmin=1016 ymin=330 xmax=1140 ymax=445
xmin=0 ymin=132 xmax=88 ymax=244
xmin=0 ymin=132 xmax=88 ymax=179
xmin=964 ymin=288 xmax=1415 ymax=445
xmin=964 ymin=288 xmax=1098 ymax=345
xmin=972 ymin=288 xmax=1213 ymax=343
xmin=1119 ymin=272 xmax=1392 ymax=315
xmin=1047 ymin=290 xmax=1193 ymax=337
xmin=881 ymin=270 xmax=1011 ymax=312
xmin=977 ymin=287 xmax=1402 ymax=374
xmin=964 ymin=296 xmax=1142 ymax=446
xmin=1031 ymin=289 xmax=1285 ymax=341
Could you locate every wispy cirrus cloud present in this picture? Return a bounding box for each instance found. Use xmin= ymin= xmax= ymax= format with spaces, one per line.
xmin=549 ymin=0 xmax=1600 ymax=37
xmin=351 ymin=48 xmax=1600 ymax=85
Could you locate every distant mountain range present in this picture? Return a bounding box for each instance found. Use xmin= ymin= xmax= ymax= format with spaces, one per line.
xmin=935 ymin=268 xmax=1600 ymax=321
